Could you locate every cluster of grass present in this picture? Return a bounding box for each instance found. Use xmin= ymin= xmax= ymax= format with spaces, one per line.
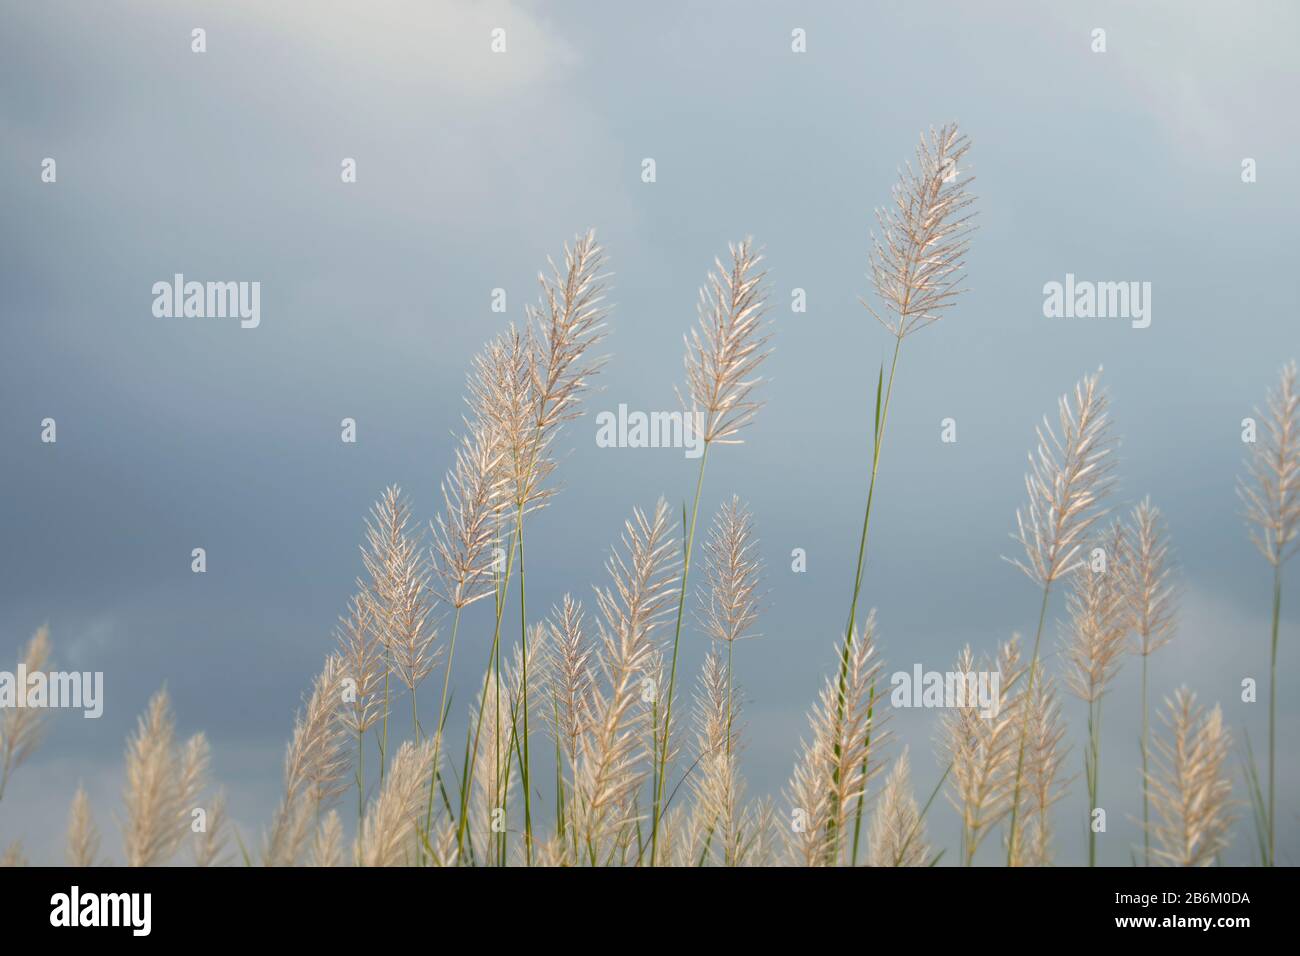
xmin=1 ymin=126 xmax=1295 ymax=868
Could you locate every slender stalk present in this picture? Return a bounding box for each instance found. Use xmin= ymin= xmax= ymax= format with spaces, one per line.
xmin=553 ymin=694 xmax=566 ymax=843
xmin=833 ymin=341 xmax=900 ymax=857
xmin=1086 ymin=698 xmax=1102 ymax=866
xmin=356 ymin=729 xmax=365 ymax=825
xmin=379 ymin=647 xmax=390 ymax=784
xmin=897 ymin=760 xmax=949 ymax=866
xmin=494 ymin=594 xmax=505 ymax=866
xmin=641 ymin=683 xmax=662 ymax=867
xmin=841 ymin=342 xmax=901 ymax=681
xmin=517 ymin=505 xmax=534 ymax=864
xmin=455 ymin=529 xmax=518 ymax=859
xmin=494 ymin=671 xmax=520 ymax=867
xmin=1141 ymin=652 xmax=1150 ymax=866
xmin=650 ymin=442 xmax=711 ymax=865
xmin=1268 ymin=564 xmax=1281 ymax=866
xmin=848 ymin=682 xmax=877 ymax=865
xmin=1006 ymin=584 xmax=1052 ymax=865
xmin=425 ymin=606 xmax=461 ymax=837
xmin=406 ymin=689 xmax=421 ymax=855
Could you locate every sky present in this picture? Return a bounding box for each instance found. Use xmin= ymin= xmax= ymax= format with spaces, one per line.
xmin=1 ymin=0 xmax=1297 ymax=865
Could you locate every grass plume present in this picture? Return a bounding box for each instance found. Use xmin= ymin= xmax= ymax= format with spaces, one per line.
xmin=1123 ymin=497 xmax=1177 ymax=865
xmin=65 ymin=786 xmax=101 ymax=867
xmin=1004 ymin=368 xmax=1116 ymax=864
xmin=786 ymin=612 xmax=889 ymax=866
xmin=0 ymin=626 xmax=51 ymax=803
xmin=1144 ymin=688 xmax=1235 ymax=867
xmin=868 ymin=748 xmax=930 ymax=867
xmin=1238 ymin=359 xmax=1299 ymax=864
xmin=838 ymin=124 xmax=976 ymax=862
xmin=652 ymin=238 xmax=771 ymax=864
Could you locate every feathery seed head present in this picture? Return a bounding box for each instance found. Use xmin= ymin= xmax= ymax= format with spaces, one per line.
xmin=122 ymin=690 xmax=202 ymax=867
xmin=867 ymin=123 xmax=976 ymax=339
xmin=309 ymin=809 xmax=344 ymax=867
xmin=193 ymin=789 xmax=229 ymax=867
xmin=570 ymin=500 xmax=679 ymax=861
xmin=356 ymin=740 xmax=437 ymax=867
xmin=362 ymin=486 xmax=438 ymax=693
xmin=471 ymin=325 xmax=553 ymax=512
xmin=431 ymin=424 xmax=508 ymax=610
xmin=1007 ymin=369 xmax=1118 ymax=586
xmin=1125 ymin=497 xmax=1177 ymax=656
xmin=541 ymin=594 xmax=595 ymax=766
xmin=698 ymin=496 xmax=762 ymax=646
xmin=680 ymin=239 xmax=773 ymax=445
xmin=1239 ymin=360 xmax=1300 ymax=567
xmin=265 ymin=656 xmax=350 ymax=866
xmin=1144 ymin=688 xmax=1235 ymax=867
xmin=1020 ymin=663 xmax=1071 ymax=867
xmin=65 ymin=786 xmax=101 ymax=867
xmin=941 ymin=637 xmax=1021 ymax=864
xmin=785 ymin=613 xmax=889 ymax=866
xmin=1061 ymin=521 xmax=1131 ymax=703
xmin=335 ymin=590 xmax=386 ymax=736
xmin=868 ymin=748 xmax=930 ymax=867
xmin=1 ymin=625 xmax=52 ymax=798
xmin=467 ymin=231 xmax=611 ymax=516
xmin=527 ymin=229 xmax=611 ymax=440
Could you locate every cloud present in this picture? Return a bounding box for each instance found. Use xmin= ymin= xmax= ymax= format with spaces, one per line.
xmin=260 ymin=0 xmax=580 ymax=98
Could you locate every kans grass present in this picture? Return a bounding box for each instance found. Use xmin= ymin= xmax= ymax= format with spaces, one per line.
xmin=0 ymin=127 xmax=1290 ymax=868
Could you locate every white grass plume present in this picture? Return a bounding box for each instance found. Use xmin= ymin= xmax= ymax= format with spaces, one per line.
xmin=1007 ymin=369 xmax=1117 ymax=586
xmin=193 ymin=789 xmax=229 ymax=867
xmin=265 ymin=656 xmax=349 ymax=866
xmin=942 ymin=639 xmax=1021 ymax=865
xmin=1061 ymin=522 xmax=1131 ymax=704
xmin=335 ymin=591 xmax=386 ymax=738
xmin=541 ymin=594 xmax=595 ymax=771
xmin=1019 ymin=665 xmax=1070 ymax=867
xmin=0 ymin=625 xmax=51 ymax=802
xmin=680 ymin=239 xmax=772 ymax=445
xmin=1145 ymin=688 xmax=1235 ymax=866
xmin=868 ymin=748 xmax=929 ymax=867
xmin=527 ymin=229 xmax=611 ymax=452
xmin=698 ymin=496 xmax=762 ymax=647
xmin=785 ymin=612 xmax=889 ymax=866
xmin=66 ymin=785 xmax=101 ymax=867
xmin=362 ymin=486 xmax=438 ymax=695
xmin=1124 ymin=498 xmax=1177 ymax=657
xmin=685 ymin=650 xmax=746 ymax=865
xmin=867 ymin=123 xmax=976 ymax=339
xmin=471 ymin=231 xmax=610 ymax=518
xmin=355 ymin=739 xmax=437 ymax=866
xmin=431 ymin=423 xmax=507 ymax=610
xmin=1240 ymin=359 xmax=1300 ymax=567
xmin=569 ymin=499 xmax=679 ymax=864
xmin=122 ymin=690 xmax=207 ymax=867
xmin=310 ymin=810 xmax=344 ymax=867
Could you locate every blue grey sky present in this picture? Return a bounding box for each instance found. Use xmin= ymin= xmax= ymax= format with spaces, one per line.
xmin=2 ymin=0 xmax=1297 ymax=864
